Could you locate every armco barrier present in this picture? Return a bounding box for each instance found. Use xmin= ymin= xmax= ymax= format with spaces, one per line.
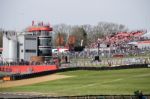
xmin=32 ymin=95 xmax=150 ymax=99
xmin=10 ymin=67 xmax=80 ymax=80
xmin=10 ymin=64 xmax=149 ymax=80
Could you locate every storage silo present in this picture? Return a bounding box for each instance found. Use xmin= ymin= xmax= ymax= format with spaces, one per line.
xmin=2 ymin=33 xmax=9 ymax=62
xmin=8 ymin=39 xmax=18 ymax=62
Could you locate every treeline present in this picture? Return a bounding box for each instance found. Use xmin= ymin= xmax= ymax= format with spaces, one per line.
xmin=53 ymin=22 xmax=128 ymax=47
xmin=0 ymin=22 xmax=128 ymax=48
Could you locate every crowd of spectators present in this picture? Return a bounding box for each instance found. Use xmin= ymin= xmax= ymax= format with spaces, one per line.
xmin=88 ymin=30 xmax=146 ymax=48
xmin=85 ymin=30 xmax=150 ymax=57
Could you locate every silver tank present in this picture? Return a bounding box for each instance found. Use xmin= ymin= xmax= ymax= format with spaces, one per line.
xmin=8 ymin=39 xmax=18 ymax=62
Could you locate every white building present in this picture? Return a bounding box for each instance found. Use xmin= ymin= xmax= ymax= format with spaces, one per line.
xmin=2 ymin=22 xmax=53 ymax=62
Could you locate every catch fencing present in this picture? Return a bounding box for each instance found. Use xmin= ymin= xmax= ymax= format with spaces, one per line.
xmin=33 ymin=95 xmax=150 ymax=99
xmin=60 ymin=54 xmax=150 ymax=68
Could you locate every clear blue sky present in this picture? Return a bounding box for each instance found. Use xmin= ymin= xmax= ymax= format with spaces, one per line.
xmin=0 ymin=0 xmax=150 ymax=31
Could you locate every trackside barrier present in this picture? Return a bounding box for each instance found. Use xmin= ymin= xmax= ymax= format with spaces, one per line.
xmin=10 ymin=67 xmax=79 ymax=80
xmin=32 ymin=95 xmax=150 ymax=99
xmin=10 ymin=64 xmax=148 ymax=80
xmin=0 ymin=65 xmax=58 ymax=74
xmin=3 ymin=76 xmax=11 ymax=81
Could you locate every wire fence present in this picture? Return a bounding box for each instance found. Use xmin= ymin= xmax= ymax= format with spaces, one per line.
xmin=60 ymin=54 xmax=150 ymax=68
xmin=33 ymin=95 xmax=150 ymax=99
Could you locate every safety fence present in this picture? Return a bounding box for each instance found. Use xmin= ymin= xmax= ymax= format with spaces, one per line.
xmin=0 ymin=65 xmax=58 ymax=74
xmin=61 ymin=56 xmax=150 ymax=67
xmin=33 ymin=95 xmax=150 ymax=99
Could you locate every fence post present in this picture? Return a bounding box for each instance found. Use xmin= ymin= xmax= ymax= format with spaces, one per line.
xmin=84 ymin=55 xmax=85 ymax=67
xmin=75 ymin=52 xmax=77 ymax=67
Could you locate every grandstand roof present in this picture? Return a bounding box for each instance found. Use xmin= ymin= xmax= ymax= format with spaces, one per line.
xmin=142 ymin=32 xmax=150 ymax=38
xmin=138 ymin=40 xmax=150 ymax=44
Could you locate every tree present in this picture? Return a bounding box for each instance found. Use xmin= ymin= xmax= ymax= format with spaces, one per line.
xmin=55 ymin=33 xmax=66 ymax=46
xmin=82 ymin=24 xmax=94 ymax=42
xmin=0 ymin=28 xmax=3 ymax=47
xmin=71 ymin=26 xmax=87 ymax=47
xmin=52 ymin=22 xmax=128 ymax=48
xmin=53 ymin=24 xmax=72 ymax=46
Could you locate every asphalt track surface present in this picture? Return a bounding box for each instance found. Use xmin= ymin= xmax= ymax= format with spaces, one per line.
xmin=0 ymin=92 xmax=47 ymax=98
xmin=1 ymin=74 xmax=71 ymax=88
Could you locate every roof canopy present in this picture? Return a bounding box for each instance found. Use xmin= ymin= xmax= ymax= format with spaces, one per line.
xmin=142 ymin=32 xmax=150 ymax=38
xmin=27 ymin=26 xmax=53 ymax=32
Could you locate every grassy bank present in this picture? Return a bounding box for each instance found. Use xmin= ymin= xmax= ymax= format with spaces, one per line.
xmin=0 ymin=68 xmax=150 ymax=96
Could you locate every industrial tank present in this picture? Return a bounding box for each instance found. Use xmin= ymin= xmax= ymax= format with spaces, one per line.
xmin=2 ymin=34 xmax=9 ymax=62
xmin=8 ymin=39 xmax=18 ymax=62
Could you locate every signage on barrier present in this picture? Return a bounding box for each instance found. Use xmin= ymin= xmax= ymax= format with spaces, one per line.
xmin=3 ymin=76 xmax=11 ymax=81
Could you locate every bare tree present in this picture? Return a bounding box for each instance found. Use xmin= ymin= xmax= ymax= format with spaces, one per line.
xmin=55 ymin=33 xmax=67 ymax=46
xmin=53 ymin=24 xmax=72 ymax=46
xmin=0 ymin=28 xmax=3 ymax=47
xmin=71 ymin=26 xmax=87 ymax=47
xmin=52 ymin=22 xmax=128 ymax=47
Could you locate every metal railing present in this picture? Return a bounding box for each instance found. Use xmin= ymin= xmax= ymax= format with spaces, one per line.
xmin=33 ymin=95 xmax=150 ymax=99
xmin=60 ymin=54 xmax=150 ymax=68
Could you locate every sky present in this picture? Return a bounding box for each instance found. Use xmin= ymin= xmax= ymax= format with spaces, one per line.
xmin=0 ymin=0 xmax=150 ymax=31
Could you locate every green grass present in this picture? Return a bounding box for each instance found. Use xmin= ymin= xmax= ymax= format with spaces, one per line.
xmin=0 ymin=68 xmax=150 ymax=96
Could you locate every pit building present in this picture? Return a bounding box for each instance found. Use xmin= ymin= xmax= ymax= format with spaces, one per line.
xmin=2 ymin=22 xmax=53 ymax=63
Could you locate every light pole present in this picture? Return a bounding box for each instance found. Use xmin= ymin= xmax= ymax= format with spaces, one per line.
xmin=98 ymin=43 xmax=100 ymax=56
xmin=97 ymin=43 xmax=100 ymax=62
